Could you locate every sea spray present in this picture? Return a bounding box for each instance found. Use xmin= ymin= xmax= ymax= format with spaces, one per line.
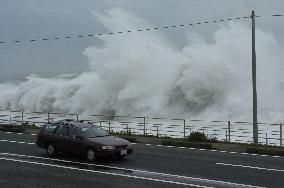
xmin=0 ymin=8 xmax=283 ymax=122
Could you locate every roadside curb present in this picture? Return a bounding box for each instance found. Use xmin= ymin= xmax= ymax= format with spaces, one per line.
xmin=161 ymin=140 xmax=212 ymax=149
xmin=247 ymin=147 xmax=284 ymax=156
xmin=0 ymin=125 xmax=25 ymax=133
xmin=0 ymin=124 xmax=38 ymax=134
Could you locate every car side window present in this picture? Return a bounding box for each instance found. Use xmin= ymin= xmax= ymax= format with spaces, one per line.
xmin=56 ymin=125 xmax=68 ymax=136
xmin=44 ymin=123 xmax=58 ymax=134
xmin=68 ymin=127 xmax=79 ymax=138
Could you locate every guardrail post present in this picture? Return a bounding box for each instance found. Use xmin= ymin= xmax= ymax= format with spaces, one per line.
xmin=21 ymin=111 xmax=24 ymax=125
xmin=47 ymin=112 xmax=50 ymax=123
xmin=108 ymin=121 xmax=111 ymax=133
xmin=126 ymin=124 xmax=129 ymax=134
xmin=183 ymin=119 xmax=186 ymax=139
xmin=228 ymin=121 xmax=231 ymax=142
xmin=143 ymin=116 xmax=146 ymax=136
xmin=156 ymin=125 xmax=159 ymax=138
xmin=280 ymin=123 xmax=283 ymax=147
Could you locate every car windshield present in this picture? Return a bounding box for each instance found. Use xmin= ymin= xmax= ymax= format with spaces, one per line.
xmin=81 ymin=126 xmax=109 ymax=138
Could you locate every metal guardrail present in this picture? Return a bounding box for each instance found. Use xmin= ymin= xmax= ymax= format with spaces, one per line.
xmin=0 ymin=110 xmax=283 ymax=147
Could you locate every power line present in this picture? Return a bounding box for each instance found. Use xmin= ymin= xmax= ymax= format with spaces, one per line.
xmin=0 ymin=16 xmax=250 ymax=45
xmin=0 ymin=14 xmax=282 ymax=45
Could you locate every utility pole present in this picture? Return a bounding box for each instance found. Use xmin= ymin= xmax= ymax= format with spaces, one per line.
xmin=251 ymin=10 xmax=258 ymax=144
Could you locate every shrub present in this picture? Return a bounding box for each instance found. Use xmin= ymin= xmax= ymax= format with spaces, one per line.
xmin=186 ymin=131 xmax=207 ymax=142
xmin=21 ymin=122 xmax=39 ymax=129
xmin=186 ymin=131 xmax=217 ymax=143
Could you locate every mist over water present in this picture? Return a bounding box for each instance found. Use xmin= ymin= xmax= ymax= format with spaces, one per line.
xmin=1 ymin=8 xmax=284 ymax=122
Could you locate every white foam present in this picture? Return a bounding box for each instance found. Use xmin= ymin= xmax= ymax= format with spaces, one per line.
xmin=0 ymin=8 xmax=283 ymax=122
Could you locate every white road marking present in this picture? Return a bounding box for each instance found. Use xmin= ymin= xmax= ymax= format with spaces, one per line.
xmin=0 ymin=139 xmax=34 ymax=145
xmin=0 ymin=131 xmax=283 ymax=158
xmin=216 ymin=162 xmax=284 ymax=172
xmin=0 ymin=157 xmax=212 ymax=188
xmin=0 ymin=152 xmax=265 ymax=188
xmin=0 ymin=131 xmax=36 ymax=136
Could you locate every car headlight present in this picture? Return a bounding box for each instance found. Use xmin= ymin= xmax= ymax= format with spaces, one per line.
xmin=127 ymin=143 xmax=133 ymax=149
xmin=102 ymin=145 xmax=115 ymax=150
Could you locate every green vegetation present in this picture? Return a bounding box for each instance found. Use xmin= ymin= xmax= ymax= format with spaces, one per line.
xmin=21 ymin=122 xmax=40 ymax=129
xmin=0 ymin=122 xmax=39 ymax=133
xmin=0 ymin=124 xmax=25 ymax=133
xmin=186 ymin=131 xmax=218 ymax=143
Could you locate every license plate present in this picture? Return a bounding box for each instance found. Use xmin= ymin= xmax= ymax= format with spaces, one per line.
xmin=121 ymin=150 xmax=127 ymax=155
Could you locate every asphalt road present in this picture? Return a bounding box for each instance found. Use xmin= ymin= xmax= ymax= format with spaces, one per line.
xmin=0 ymin=131 xmax=283 ymax=188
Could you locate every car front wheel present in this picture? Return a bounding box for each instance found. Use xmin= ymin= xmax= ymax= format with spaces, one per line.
xmin=46 ymin=144 xmax=56 ymax=157
xmin=86 ymin=149 xmax=96 ymax=162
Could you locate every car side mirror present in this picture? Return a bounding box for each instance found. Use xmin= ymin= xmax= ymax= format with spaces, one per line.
xmin=75 ymin=135 xmax=83 ymax=140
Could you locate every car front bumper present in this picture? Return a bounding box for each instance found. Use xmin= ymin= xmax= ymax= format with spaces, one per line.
xmin=97 ymin=148 xmax=134 ymax=158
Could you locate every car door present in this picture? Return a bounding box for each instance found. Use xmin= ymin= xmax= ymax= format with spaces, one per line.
xmin=64 ymin=126 xmax=85 ymax=155
xmin=54 ymin=125 xmax=69 ymax=153
xmin=40 ymin=123 xmax=59 ymax=147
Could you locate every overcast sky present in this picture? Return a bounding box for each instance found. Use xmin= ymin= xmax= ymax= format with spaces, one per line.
xmin=0 ymin=0 xmax=283 ymax=75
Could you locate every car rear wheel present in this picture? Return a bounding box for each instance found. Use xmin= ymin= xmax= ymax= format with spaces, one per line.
xmin=47 ymin=144 xmax=56 ymax=157
xmin=86 ymin=149 xmax=96 ymax=162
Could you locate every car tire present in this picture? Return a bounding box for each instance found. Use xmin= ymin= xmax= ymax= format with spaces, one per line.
xmin=46 ymin=144 xmax=56 ymax=157
xmin=86 ymin=149 xmax=96 ymax=162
